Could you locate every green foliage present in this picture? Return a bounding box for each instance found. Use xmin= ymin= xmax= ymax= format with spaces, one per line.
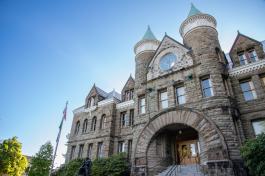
xmin=28 ymin=141 xmax=53 ymax=176
xmin=240 ymin=133 xmax=265 ymax=176
xmin=0 ymin=137 xmax=28 ymax=176
xmin=52 ymin=158 xmax=84 ymax=176
xmin=92 ymin=153 xmax=130 ymax=176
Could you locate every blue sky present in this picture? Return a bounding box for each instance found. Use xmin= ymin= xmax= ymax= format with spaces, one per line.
xmin=0 ymin=0 xmax=265 ymax=167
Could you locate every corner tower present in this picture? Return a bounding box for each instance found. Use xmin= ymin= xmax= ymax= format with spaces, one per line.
xmin=180 ymin=3 xmax=221 ymax=65
xmin=134 ymin=26 xmax=160 ymax=90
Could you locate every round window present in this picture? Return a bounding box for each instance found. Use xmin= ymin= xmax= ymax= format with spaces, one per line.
xmin=159 ymin=53 xmax=176 ymax=71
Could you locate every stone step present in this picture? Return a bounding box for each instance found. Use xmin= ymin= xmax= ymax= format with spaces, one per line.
xmin=156 ymin=164 xmax=207 ymax=176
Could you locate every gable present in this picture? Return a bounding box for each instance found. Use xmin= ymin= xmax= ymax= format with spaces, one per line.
xmin=122 ymin=76 xmax=135 ymax=93
xmin=147 ymin=35 xmax=193 ymax=80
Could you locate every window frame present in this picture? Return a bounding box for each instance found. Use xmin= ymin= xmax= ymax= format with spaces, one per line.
xmin=138 ymin=95 xmax=146 ymax=114
xmin=78 ymin=144 xmax=84 ymax=158
xmin=91 ymin=116 xmax=97 ymax=131
xmin=74 ymin=121 xmax=80 ymax=135
xmin=159 ymin=89 xmax=168 ymax=109
xmin=70 ymin=145 xmax=76 ymax=160
xmin=82 ymin=119 xmax=88 ymax=133
xmin=247 ymin=49 xmax=259 ymax=62
xmin=201 ymin=77 xmax=214 ymax=98
xmin=100 ymin=115 xmax=106 ymax=129
xmin=251 ymin=119 xmax=265 ymax=136
xmin=87 ymin=143 xmax=93 ymax=159
xmin=129 ymin=109 xmax=134 ymax=126
xmin=97 ymin=142 xmax=104 ymax=159
xmin=240 ymin=80 xmax=257 ymax=101
xmin=238 ymin=52 xmax=248 ymax=65
xmin=175 ymin=85 xmax=186 ymax=105
xmin=118 ymin=141 xmax=125 ymax=153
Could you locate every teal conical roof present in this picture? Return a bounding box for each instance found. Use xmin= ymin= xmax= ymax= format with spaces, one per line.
xmin=188 ymin=3 xmax=202 ymax=17
xmin=142 ymin=25 xmax=157 ymax=40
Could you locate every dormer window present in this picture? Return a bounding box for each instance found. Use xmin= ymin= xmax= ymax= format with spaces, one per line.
xmin=238 ymin=53 xmax=248 ymax=65
xmin=124 ymin=89 xmax=134 ymax=101
xmin=88 ymin=96 xmax=95 ymax=107
xmin=248 ymin=50 xmax=258 ymax=62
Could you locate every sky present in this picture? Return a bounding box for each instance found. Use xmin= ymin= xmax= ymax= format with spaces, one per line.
xmin=0 ymin=0 xmax=265 ymax=168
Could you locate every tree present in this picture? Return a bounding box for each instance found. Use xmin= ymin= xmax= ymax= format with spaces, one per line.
xmin=240 ymin=133 xmax=265 ymax=176
xmin=28 ymin=141 xmax=53 ymax=176
xmin=0 ymin=137 xmax=28 ymax=176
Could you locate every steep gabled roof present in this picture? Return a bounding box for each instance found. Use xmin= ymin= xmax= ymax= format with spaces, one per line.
xmin=229 ymin=31 xmax=262 ymax=54
xmin=147 ymin=34 xmax=191 ymax=69
xmin=107 ymin=89 xmax=121 ymax=101
xmin=122 ymin=75 xmax=135 ymax=92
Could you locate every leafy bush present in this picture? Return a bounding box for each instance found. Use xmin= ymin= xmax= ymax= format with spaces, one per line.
xmin=52 ymin=158 xmax=84 ymax=176
xmin=92 ymin=153 xmax=130 ymax=176
xmin=240 ymin=133 xmax=265 ymax=176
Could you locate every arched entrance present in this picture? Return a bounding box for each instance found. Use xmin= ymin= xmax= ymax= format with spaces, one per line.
xmin=133 ymin=108 xmax=230 ymax=175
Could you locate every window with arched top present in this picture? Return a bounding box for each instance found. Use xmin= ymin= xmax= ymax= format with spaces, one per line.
xmin=100 ymin=115 xmax=107 ymax=129
xmin=91 ymin=117 xmax=97 ymax=131
xmin=82 ymin=119 xmax=88 ymax=133
xmin=74 ymin=121 xmax=80 ymax=135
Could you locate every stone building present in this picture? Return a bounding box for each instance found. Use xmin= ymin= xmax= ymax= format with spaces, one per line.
xmin=65 ymin=4 xmax=265 ymax=176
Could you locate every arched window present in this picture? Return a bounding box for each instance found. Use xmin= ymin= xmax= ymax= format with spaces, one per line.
xmin=91 ymin=117 xmax=97 ymax=131
xmin=74 ymin=121 xmax=80 ymax=135
xmin=100 ymin=115 xmax=107 ymax=129
xmin=82 ymin=119 xmax=88 ymax=133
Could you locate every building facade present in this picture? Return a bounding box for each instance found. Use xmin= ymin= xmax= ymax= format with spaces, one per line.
xmin=65 ymin=4 xmax=265 ymax=176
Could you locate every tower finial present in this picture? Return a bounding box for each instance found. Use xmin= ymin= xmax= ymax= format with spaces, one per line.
xmin=142 ymin=25 xmax=157 ymax=40
xmin=188 ymin=3 xmax=202 ymax=17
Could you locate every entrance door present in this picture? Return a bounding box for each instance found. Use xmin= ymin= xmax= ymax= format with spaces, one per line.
xmin=176 ymin=140 xmax=199 ymax=165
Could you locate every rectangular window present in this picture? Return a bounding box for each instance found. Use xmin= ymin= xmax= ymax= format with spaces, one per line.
xmin=248 ymin=50 xmax=258 ymax=62
xmin=97 ymin=142 xmax=104 ymax=158
xmin=139 ymin=96 xmax=146 ymax=114
xmin=159 ymin=89 xmax=168 ymax=109
xmin=129 ymin=109 xmax=134 ymax=126
xmin=201 ymin=78 xmax=214 ymax=97
xmin=240 ymin=80 xmax=257 ymax=101
xmin=78 ymin=144 xmax=84 ymax=158
xmin=124 ymin=89 xmax=134 ymax=101
xmin=176 ymin=86 xmax=186 ymax=105
xmin=252 ymin=119 xmax=265 ymax=136
xmin=87 ymin=143 xmax=93 ymax=158
xmin=238 ymin=53 xmax=248 ymax=65
xmin=128 ymin=140 xmax=132 ymax=159
xmin=120 ymin=112 xmax=128 ymax=128
xmin=118 ymin=141 xmax=125 ymax=153
xmin=70 ymin=146 xmax=76 ymax=160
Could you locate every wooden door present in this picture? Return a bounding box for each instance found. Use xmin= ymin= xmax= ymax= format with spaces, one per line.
xmin=177 ymin=140 xmax=199 ymax=165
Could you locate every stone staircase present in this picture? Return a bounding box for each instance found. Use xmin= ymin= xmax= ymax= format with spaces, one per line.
xmin=156 ymin=164 xmax=206 ymax=176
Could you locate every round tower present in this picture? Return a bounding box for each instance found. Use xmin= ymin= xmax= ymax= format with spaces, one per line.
xmin=180 ymin=3 xmax=221 ymax=65
xmin=134 ymin=26 xmax=160 ymax=90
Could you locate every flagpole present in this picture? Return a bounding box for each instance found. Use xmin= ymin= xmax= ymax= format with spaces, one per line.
xmin=50 ymin=101 xmax=68 ymax=176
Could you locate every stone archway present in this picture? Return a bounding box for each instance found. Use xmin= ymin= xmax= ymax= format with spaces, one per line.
xmin=133 ymin=108 xmax=230 ymax=175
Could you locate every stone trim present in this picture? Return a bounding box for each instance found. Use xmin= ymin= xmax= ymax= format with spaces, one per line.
xmin=229 ymin=59 xmax=265 ymax=77
xmin=116 ymin=100 xmax=134 ymax=110
xmin=180 ymin=14 xmax=217 ymax=38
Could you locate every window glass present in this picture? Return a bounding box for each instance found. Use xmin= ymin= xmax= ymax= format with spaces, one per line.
xmin=139 ymin=96 xmax=146 ymax=114
xmin=91 ymin=117 xmax=97 ymax=131
xmin=129 ymin=109 xmax=134 ymax=126
xmin=78 ymin=144 xmax=84 ymax=158
xmin=87 ymin=144 xmax=93 ymax=158
xmin=190 ymin=144 xmax=197 ymax=157
xmin=118 ymin=141 xmax=125 ymax=153
xmin=201 ymin=78 xmax=214 ymax=97
xmin=70 ymin=146 xmax=76 ymax=160
xmin=238 ymin=53 xmax=248 ymax=65
xmin=82 ymin=119 xmax=88 ymax=133
xmin=248 ymin=50 xmax=258 ymax=62
xmin=176 ymin=86 xmax=186 ymax=105
xmin=159 ymin=90 xmax=168 ymax=109
xmin=240 ymin=81 xmax=257 ymax=101
xmin=75 ymin=121 xmax=80 ymax=135
xmin=252 ymin=120 xmax=265 ymax=135
xmin=97 ymin=142 xmax=104 ymax=158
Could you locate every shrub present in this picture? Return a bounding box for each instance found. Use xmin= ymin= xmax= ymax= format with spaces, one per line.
xmin=92 ymin=153 xmax=130 ymax=176
xmin=52 ymin=158 xmax=84 ymax=176
xmin=240 ymin=133 xmax=265 ymax=176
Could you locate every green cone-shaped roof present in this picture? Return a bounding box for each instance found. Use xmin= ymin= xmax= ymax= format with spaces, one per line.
xmin=188 ymin=3 xmax=202 ymax=17
xmin=142 ymin=25 xmax=157 ymax=40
